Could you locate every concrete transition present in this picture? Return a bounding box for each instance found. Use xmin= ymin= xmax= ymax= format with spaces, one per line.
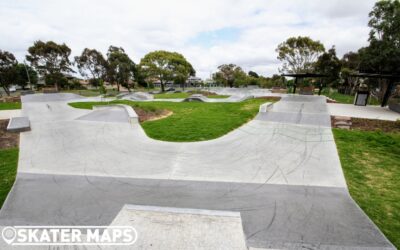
xmin=119 ymin=92 xmax=154 ymax=101
xmin=0 ymin=92 xmax=396 ymax=250
xmin=183 ymin=94 xmax=254 ymax=103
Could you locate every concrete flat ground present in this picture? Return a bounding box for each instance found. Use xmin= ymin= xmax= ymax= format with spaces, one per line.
xmin=328 ymin=103 xmax=400 ymax=121
xmin=0 ymin=92 xmax=395 ymax=249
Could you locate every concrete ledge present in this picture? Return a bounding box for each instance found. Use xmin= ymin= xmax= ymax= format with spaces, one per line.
xmin=259 ymin=102 xmax=273 ymax=113
xmin=93 ymin=104 xmax=139 ymax=125
xmin=7 ymin=116 xmax=30 ymax=132
xmin=124 ymin=204 xmax=241 ymax=217
xmin=111 ymin=204 xmax=247 ymax=250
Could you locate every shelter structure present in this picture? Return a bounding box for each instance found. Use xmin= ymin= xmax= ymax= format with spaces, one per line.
xmin=281 ymin=73 xmax=328 ymax=95
xmin=349 ymin=73 xmax=400 ymax=107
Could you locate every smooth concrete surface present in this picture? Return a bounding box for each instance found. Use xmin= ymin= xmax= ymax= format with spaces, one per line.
xmin=6 ymin=117 xmax=30 ymax=132
xmin=76 ymin=106 xmax=130 ymax=123
xmin=110 ymin=205 xmax=247 ymax=250
xmin=0 ymin=92 xmax=395 ymax=250
xmin=328 ymin=103 xmax=400 ymax=121
xmin=0 ymin=109 xmax=21 ymax=120
xmin=0 ymin=174 xmax=394 ymax=249
xmin=120 ymin=92 xmax=154 ymax=101
xmin=183 ymin=94 xmax=255 ymax=103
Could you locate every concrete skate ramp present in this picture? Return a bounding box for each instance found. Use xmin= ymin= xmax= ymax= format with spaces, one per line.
xmin=21 ymin=93 xmax=85 ymax=102
xmin=183 ymin=94 xmax=253 ymax=103
xmin=110 ymin=205 xmax=247 ymax=250
xmin=120 ymin=92 xmax=153 ymax=101
xmin=0 ymin=173 xmax=394 ymax=250
xmin=212 ymin=87 xmax=278 ymax=98
xmin=257 ymin=95 xmax=331 ymax=127
xmin=0 ymin=93 xmax=395 ymax=249
xmin=76 ymin=106 xmax=129 ymax=123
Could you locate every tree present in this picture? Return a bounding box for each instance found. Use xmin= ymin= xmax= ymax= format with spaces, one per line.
xmin=248 ymin=71 xmax=259 ymax=78
xmin=26 ymin=40 xmax=72 ymax=90
xmin=340 ymin=51 xmax=361 ymax=94
xmin=359 ymin=0 xmax=400 ymax=102
xmin=13 ymin=63 xmax=38 ymax=90
xmin=0 ymin=50 xmax=18 ymax=96
xmin=213 ymin=64 xmax=246 ymax=88
xmin=315 ymin=46 xmax=342 ymax=95
xmin=106 ymin=46 xmax=135 ymax=92
xmin=276 ymin=36 xmax=325 ymax=73
xmin=75 ymin=48 xmax=107 ymax=88
xmin=139 ymin=50 xmax=194 ymax=92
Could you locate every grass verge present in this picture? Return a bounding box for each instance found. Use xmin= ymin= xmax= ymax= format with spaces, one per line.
xmin=69 ymin=98 xmax=274 ymax=141
xmin=333 ymin=129 xmax=400 ymax=248
xmin=0 ymin=102 xmax=21 ymax=110
xmin=321 ymin=89 xmax=380 ymax=105
xmin=0 ymin=148 xmax=18 ymax=208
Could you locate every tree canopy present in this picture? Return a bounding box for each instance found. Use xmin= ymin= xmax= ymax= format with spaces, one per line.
xmin=315 ymin=47 xmax=342 ymax=90
xmin=13 ymin=63 xmax=38 ymax=89
xmin=276 ymin=36 xmax=325 ymax=74
xmin=26 ymin=40 xmax=72 ymax=90
xmin=106 ymin=46 xmax=135 ymax=91
xmin=139 ymin=50 xmax=194 ymax=92
xmin=213 ymin=64 xmax=246 ymax=88
xmin=359 ymin=0 xmax=400 ymax=73
xmin=0 ymin=50 xmax=18 ymax=95
xmin=75 ymin=48 xmax=107 ymax=87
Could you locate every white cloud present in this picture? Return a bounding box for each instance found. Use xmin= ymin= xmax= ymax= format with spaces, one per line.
xmin=0 ymin=0 xmax=377 ymax=78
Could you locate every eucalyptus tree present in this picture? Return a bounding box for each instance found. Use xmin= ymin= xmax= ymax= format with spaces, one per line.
xmin=106 ymin=46 xmax=135 ymax=92
xmin=276 ymin=36 xmax=325 ymax=74
xmin=213 ymin=64 xmax=246 ymax=88
xmin=0 ymin=50 xmax=18 ymax=95
xmin=75 ymin=48 xmax=108 ymax=88
xmin=139 ymin=50 xmax=194 ymax=92
xmin=26 ymin=40 xmax=72 ymax=90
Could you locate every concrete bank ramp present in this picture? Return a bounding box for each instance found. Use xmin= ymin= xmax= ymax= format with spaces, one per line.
xmin=21 ymin=93 xmax=85 ymax=103
xmin=257 ymin=95 xmax=331 ymax=127
xmin=120 ymin=92 xmax=154 ymax=101
xmin=183 ymin=94 xmax=253 ymax=102
xmin=110 ymin=205 xmax=247 ymax=250
xmin=76 ymin=106 xmax=130 ymax=123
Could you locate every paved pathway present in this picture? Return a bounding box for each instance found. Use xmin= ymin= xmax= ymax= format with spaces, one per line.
xmin=0 ymin=93 xmax=395 ymax=249
xmin=328 ymin=103 xmax=400 ymax=121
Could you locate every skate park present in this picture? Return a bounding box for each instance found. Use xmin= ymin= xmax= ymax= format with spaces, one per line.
xmin=0 ymin=91 xmax=396 ymax=249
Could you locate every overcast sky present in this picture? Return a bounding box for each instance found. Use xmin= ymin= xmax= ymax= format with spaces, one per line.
xmin=0 ymin=0 xmax=377 ymax=78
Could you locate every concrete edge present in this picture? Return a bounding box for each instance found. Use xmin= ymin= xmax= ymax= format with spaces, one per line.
xmin=93 ymin=104 xmax=139 ymax=125
xmin=123 ymin=204 xmax=241 ymax=218
xmin=259 ymin=102 xmax=273 ymax=113
xmin=6 ymin=117 xmax=31 ymax=132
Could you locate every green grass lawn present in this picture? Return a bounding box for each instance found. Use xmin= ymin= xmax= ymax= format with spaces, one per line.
xmin=333 ymin=129 xmax=400 ymax=248
xmin=62 ymin=89 xmax=121 ymax=97
xmin=69 ymin=98 xmax=272 ymax=141
xmin=0 ymin=148 xmax=18 ymax=208
xmin=0 ymin=102 xmax=21 ymax=110
xmin=321 ymin=89 xmax=380 ymax=105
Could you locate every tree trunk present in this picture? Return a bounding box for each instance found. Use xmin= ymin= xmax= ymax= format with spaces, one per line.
xmin=117 ymin=82 xmax=120 ymax=92
xmin=161 ymin=81 xmax=165 ymax=92
xmin=2 ymin=86 xmax=10 ymax=96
